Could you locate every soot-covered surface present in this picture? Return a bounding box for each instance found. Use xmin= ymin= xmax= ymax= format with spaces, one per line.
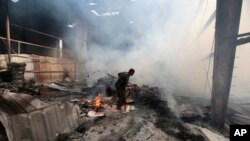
xmin=56 ymin=87 xmax=221 ymax=141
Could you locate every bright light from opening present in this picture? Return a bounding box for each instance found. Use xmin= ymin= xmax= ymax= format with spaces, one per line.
xmin=102 ymin=11 xmax=119 ymax=16
xmin=11 ymin=0 xmax=20 ymax=3
xmin=129 ymin=21 xmax=134 ymax=24
xmin=89 ymin=3 xmax=96 ymax=6
xmin=91 ymin=10 xmax=100 ymax=16
xmin=91 ymin=10 xmax=119 ymax=17
xmin=67 ymin=25 xmax=74 ymax=28
xmin=67 ymin=23 xmax=76 ymax=28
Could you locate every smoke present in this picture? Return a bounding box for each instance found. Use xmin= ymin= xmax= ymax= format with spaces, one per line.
xmin=232 ymin=0 xmax=250 ymax=98
xmin=71 ymin=0 xmax=217 ymax=118
xmin=9 ymin=0 xmax=214 ymax=99
xmin=10 ymin=0 xmax=250 ymax=105
xmin=77 ymin=0 xmax=214 ymax=95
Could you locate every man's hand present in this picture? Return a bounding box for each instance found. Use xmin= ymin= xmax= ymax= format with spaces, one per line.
xmin=127 ymin=83 xmax=138 ymax=87
xmin=133 ymin=84 xmax=138 ymax=87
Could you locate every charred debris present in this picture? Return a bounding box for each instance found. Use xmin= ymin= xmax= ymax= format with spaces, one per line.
xmin=0 ymin=63 xmax=229 ymax=141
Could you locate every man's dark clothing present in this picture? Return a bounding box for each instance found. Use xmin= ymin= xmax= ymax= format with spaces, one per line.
xmin=115 ymin=72 xmax=130 ymax=110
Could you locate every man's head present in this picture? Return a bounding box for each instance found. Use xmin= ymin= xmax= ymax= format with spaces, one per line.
xmin=128 ymin=68 xmax=135 ymax=76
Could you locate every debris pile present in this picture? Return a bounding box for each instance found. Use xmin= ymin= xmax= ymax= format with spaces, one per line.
xmin=7 ymin=63 xmax=26 ymax=88
xmin=0 ymin=74 xmax=233 ymax=141
xmin=175 ymin=96 xmax=211 ymax=123
xmin=0 ymin=79 xmax=40 ymax=95
xmin=0 ymin=63 xmax=41 ymax=95
xmin=54 ymin=75 xmax=229 ymax=141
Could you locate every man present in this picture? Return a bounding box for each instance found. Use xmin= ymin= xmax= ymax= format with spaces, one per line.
xmin=115 ymin=68 xmax=135 ymax=110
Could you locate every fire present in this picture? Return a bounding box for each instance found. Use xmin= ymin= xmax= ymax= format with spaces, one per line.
xmin=92 ymin=94 xmax=103 ymax=111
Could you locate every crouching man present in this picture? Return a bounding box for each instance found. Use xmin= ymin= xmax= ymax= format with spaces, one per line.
xmin=115 ymin=68 xmax=135 ymax=111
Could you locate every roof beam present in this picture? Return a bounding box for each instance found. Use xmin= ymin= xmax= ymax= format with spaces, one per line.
xmin=237 ymin=36 xmax=250 ymax=46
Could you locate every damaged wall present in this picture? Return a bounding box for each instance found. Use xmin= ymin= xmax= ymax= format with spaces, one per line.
xmin=0 ymin=54 xmax=77 ymax=83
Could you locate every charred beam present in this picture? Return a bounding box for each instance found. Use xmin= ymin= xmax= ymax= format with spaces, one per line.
xmin=237 ymin=32 xmax=250 ymax=38
xmin=237 ymin=36 xmax=250 ymax=46
xmin=6 ymin=0 xmax=11 ymax=63
xmin=211 ymin=0 xmax=242 ymax=129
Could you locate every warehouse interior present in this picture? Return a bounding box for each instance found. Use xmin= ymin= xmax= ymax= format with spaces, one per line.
xmin=0 ymin=0 xmax=250 ymax=141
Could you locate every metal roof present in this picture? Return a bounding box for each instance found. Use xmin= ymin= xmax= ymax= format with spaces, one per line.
xmin=0 ymin=91 xmax=48 ymax=116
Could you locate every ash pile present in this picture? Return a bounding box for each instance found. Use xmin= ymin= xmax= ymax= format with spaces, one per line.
xmin=57 ymin=74 xmax=228 ymax=141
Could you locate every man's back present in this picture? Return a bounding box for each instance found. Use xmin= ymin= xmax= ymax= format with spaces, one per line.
xmin=115 ymin=72 xmax=129 ymax=88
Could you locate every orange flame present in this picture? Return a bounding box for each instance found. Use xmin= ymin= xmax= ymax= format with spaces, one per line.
xmin=92 ymin=94 xmax=103 ymax=111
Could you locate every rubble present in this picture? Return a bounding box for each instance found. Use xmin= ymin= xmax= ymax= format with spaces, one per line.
xmin=175 ymin=96 xmax=211 ymax=123
xmin=199 ymin=127 xmax=229 ymax=141
xmin=226 ymin=100 xmax=250 ymax=125
xmin=54 ymin=77 xmax=229 ymax=141
xmin=0 ymin=62 xmax=40 ymax=95
xmin=0 ymin=91 xmax=80 ymax=141
xmin=44 ymin=82 xmax=84 ymax=93
xmin=7 ymin=62 xmax=26 ymax=88
xmin=0 ymin=74 xmax=240 ymax=141
xmin=87 ymin=111 xmax=105 ymax=117
xmin=0 ymin=80 xmax=40 ymax=96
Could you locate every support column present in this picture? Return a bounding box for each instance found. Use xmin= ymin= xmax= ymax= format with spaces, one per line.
xmin=18 ymin=41 xmax=21 ymax=54
xmin=211 ymin=0 xmax=242 ymax=129
xmin=6 ymin=0 xmax=11 ymax=63
xmin=59 ymin=39 xmax=63 ymax=58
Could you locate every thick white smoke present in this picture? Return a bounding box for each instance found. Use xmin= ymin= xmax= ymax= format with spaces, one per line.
xmin=79 ymin=0 xmax=215 ymax=95
xmin=231 ymin=0 xmax=250 ymax=99
xmin=75 ymin=0 xmax=216 ymax=116
xmin=10 ymin=0 xmax=250 ymax=114
xmin=67 ymin=0 xmax=250 ymax=102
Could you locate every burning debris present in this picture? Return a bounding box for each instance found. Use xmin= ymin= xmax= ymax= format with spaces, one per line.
xmin=50 ymin=75 xmax=228 ymax=141
xmin=91 ymin=93 xmax=103 ymax=110
xmin=0 ymin=72 xmax=231 ymax=141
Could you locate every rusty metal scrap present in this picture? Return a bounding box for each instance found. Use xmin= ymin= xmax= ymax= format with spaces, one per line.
xmin=0 ymin=91 xmax=80 ymax=141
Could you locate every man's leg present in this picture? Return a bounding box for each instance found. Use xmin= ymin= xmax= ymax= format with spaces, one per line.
xmin=116 ymin=87 xmax=122 ymax=110
xmin=120 ymin=89 xmax=126 ymax=106
xmin=117 ymin=88 xmax=126 ymax=110
xmin=119 ymin=88 xmax=126 ymax=110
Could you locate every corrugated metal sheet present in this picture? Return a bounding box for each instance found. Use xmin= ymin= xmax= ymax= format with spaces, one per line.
xmin=0 ymin=92 xmax=80 ymax=141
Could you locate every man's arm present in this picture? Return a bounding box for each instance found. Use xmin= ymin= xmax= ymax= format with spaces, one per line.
xmin=127 ymin=83 xmax=137 ymax=87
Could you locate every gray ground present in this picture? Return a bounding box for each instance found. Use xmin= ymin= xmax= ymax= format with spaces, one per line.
xmin=56 ymin=97 xmax=211 ymax=141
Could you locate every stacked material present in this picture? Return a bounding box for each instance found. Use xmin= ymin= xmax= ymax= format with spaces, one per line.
xmin=7 ymin=63 xmax=26 ymax=88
